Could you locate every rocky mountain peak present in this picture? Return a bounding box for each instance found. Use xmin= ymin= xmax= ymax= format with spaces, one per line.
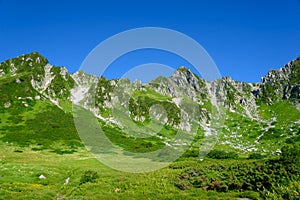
xmin=173 ymin=66 xmax=194 ymax=78
xmin=258 ymin=56 xmax=300 ymax=101
xmin=171 ymin=66 xmax=204 ymax=91
xmin=0 ymin=52 xmax=48 ymax=77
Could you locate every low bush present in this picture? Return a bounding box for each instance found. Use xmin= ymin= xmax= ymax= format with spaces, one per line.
xmin=248 ymin=153 xmax=264 ymax=159
xmin=207 ymin=150 xmax=238 ymax=159
xmin=79 ymin=170 xmax=99 ymax=185
xmin=175 ymin=143 xmax=300 ymax=199
xmin=239 ymin=191 xmax=260 ymax=200
xmin=51 ymin=149 xmax=77 ymax=155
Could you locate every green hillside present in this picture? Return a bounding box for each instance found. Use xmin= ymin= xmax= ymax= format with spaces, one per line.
xmin=0 ymin=53 xmax=299 ymax=199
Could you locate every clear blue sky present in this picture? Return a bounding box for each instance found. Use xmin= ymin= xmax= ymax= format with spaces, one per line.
xmin=1 ymin=0 xmax=300 ymax=83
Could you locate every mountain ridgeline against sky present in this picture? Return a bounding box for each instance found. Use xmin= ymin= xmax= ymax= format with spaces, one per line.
xmin=0 ymin=52 xmax=299 ymax=156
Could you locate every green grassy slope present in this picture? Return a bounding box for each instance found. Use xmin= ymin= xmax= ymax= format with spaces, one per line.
xmin=0 ymin=53 xmax=299 ymax=199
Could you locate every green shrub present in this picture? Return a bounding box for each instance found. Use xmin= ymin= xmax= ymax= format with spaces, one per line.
xmin=281 ymin=143 xmax=300 ymax=165
xmin=31 ymin=147 xmax=44 ymax=151
xmin=176 ymin=144 xmax=300 ymax=196
xmin=51 ymin=149 xmax=77 ymax=155
xmin=175 ymin=178 xmax=192 ymax=190
xmin=248 ymin=153 xmax=264 ymax=159
xmin=208 ymin=181 xmax=228 ymax=192
xmin=207 ymin=150 xmax=238 ymax=159
xmin=261 ymin=181 xmax=300 ymax=200
xmin=79 ymin=170 xmax=99 ymax=185
xmin=239 ymin=191 xmax=260 ymax=200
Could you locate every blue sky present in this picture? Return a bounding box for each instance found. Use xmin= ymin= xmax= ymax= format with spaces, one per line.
xmin=0 ymin=0 xmax=300 ymax=82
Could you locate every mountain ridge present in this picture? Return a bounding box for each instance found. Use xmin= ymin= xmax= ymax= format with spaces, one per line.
xmin=1 ymin=52 xmax=299 ymax=119
xmin=1 ymin=52 xmax=299 ymax=86
xmin=0 ymin=52 xmax=299 ymax=157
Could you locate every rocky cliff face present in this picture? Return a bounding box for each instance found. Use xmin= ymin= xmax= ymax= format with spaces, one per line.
xmin=254 ymin=56 xmax=300 ymax=102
